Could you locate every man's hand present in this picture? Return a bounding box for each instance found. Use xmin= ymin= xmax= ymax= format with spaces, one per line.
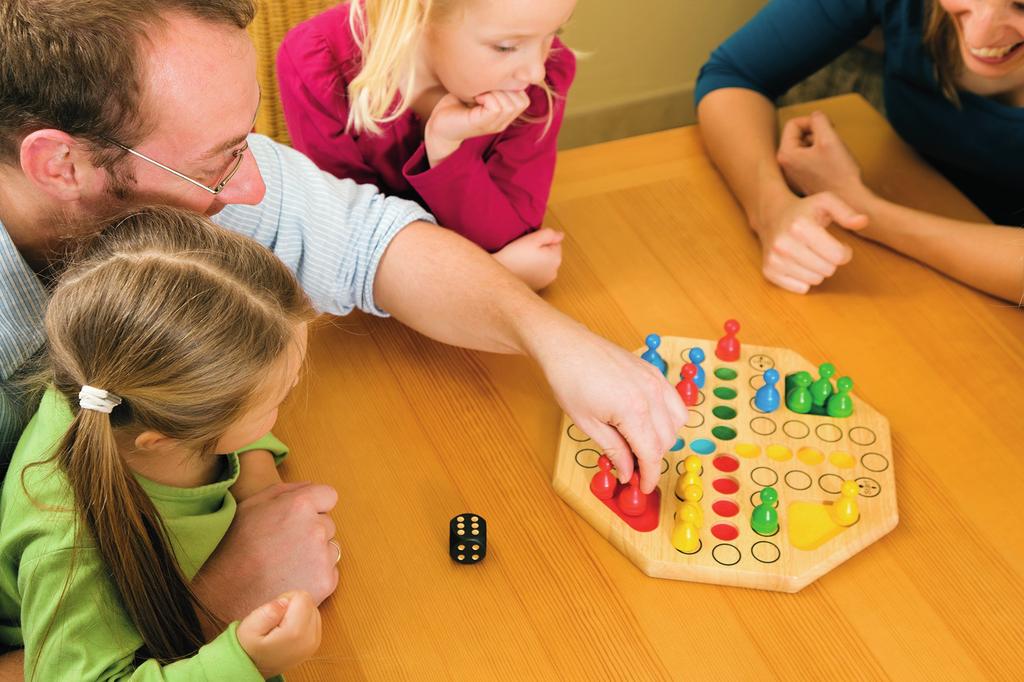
xmin=530 ymin=322 xmax=688 ymax=494
xmin=425 ymin=91 xmax=531 ymax=166
xmin=194 ymin=482 xmax=339 ymax=630
xmin=373 ymin=222 xmax=686 ymax=493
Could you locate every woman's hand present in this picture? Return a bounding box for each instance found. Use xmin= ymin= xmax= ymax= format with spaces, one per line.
xmin=754 ymin=111 xmax=872 ymax=293
xmin=777 ymin=111 xmax=870 ymax=206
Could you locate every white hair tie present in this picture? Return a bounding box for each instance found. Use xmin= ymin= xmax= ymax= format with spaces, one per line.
xmin=79 ymin=385 xmax=122 ymax=414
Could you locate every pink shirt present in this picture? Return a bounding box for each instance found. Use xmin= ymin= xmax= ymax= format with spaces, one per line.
xmin=276 ymin=3 xmax=576 ymax=252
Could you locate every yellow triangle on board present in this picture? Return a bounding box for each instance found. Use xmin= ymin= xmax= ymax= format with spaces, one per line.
xmin=787 ymin=501 xmax=848 ymax=551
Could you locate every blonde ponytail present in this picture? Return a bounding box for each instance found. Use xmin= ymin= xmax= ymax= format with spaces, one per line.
xmin=58 ymin=406 xmax=212 ymax=662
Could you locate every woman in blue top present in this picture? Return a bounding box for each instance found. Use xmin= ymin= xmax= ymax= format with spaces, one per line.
xmin=697 ymin=0 xmax=1024 ymax=303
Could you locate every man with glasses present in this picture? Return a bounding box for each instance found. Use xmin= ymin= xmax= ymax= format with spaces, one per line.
xmin=0 ymin=1 xmax=686 ymax=674
xmin=102 ymin=137 xmax=251 ymax=196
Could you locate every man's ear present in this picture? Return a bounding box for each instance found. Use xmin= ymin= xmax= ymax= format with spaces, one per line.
xmin=20 ymin=130 xmax=101 ymax=201
xmin=134 ymin=429 xmax=177 ymax=452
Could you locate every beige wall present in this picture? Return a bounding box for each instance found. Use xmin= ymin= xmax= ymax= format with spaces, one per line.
xmin=558 ymin=0 xmax=766 ymax=148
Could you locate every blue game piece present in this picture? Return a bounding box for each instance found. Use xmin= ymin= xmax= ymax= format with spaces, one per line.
xmin=755 ymin=368 xmax=781 ymax=413
xmin=641 ymin=333 xmax=668 ymax=376
xmin=687 ymin=347 xmax=706 ymax=389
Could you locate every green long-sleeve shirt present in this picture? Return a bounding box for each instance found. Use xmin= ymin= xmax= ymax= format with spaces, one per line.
xmin=0 ymin=387 xmax=288 ymax=680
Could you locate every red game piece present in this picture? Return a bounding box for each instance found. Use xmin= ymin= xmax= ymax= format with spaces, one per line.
xmin=589 ymin=455 xmax=617 ymax=500
xmin=617 ymin=472 xmax=648 ymax=517
xmin=715 ymin=319 xmax=741 ymax=361
xmin=675 ymin=363 xmax=700 ymax=406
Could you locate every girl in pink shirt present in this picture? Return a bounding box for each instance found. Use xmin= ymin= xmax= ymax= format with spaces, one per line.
xmin=278 ymin=0 xmax=577 ymax=290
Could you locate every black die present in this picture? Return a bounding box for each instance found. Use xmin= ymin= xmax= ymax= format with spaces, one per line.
xmin=449 ymin=513 xmax=486 ymax=564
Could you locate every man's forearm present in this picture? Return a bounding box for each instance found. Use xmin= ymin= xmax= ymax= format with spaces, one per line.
xmin=374 ymin=221 xmax=688 ymax=494
xmin=374 ymin=221 xmax=580 ymax=356
xmin=858 ymin=193 xmax=1024 ymax=303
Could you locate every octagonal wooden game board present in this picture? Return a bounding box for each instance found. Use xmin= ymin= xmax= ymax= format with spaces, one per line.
xmin=552 ymin=334 xmax=898 ymax=592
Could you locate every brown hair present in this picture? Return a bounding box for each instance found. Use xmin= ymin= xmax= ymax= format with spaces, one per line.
xmin=923 ymin=0 xmax=962 ymax=104
xmin=0 ymin=0 xmax=255 ymax=171
xmin=35 ymin=206 xmax=313 ymax=667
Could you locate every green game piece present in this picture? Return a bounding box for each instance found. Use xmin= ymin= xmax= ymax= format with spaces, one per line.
xmin=810 ymin=362 xmax=836 ymax=408
xmin=826 ymin=376 xmax=855 ymax=418
xmin=786 ymin=371 xmax=813 ymax=414
xmin=751 ymin=486 xmax=779 ymax=536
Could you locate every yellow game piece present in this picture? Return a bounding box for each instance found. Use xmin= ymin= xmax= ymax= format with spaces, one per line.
xmin=681 ymin=484 xmax=703 ymax=503
xmin=674 ymin=471 xmax=701 ymax=498
xmin=676 ymin=500 xmax=703 ymax=528
xmin=671 ymin=520 xmax=700 ymax=554
xmin=674 ymin=455 xmax=703 ymax=497
xmin=831 ymin=480 xmax=860 ymax=526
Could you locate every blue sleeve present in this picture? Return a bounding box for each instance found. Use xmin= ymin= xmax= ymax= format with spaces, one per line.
xmin=0 ymin=387 xmax=21 ymax=464
xmin=213 ymin=134 xmax=436 ymax=318
xmin=694 ymin=0 xmax=882 ymax=106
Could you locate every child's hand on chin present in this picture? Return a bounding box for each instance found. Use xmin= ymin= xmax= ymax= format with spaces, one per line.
xmin=425 ymin=90 xmax=531 ymax=165
xmin=493 ymin=228 xmax=565 ymax=291
xmin=237 ymin=590 xmax=322 ymax=678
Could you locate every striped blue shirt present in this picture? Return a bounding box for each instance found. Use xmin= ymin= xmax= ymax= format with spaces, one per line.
xmin=0 ymin=133 xmax=433 ymax=458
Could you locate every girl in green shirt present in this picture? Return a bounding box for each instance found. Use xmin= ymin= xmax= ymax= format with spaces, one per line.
xmin=0 ymin=207 xmax=321 ymax=680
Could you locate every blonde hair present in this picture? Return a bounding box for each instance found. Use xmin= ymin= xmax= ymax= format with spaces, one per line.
xmin=346 ymin=0 xmax=558 ymax=136
xmin=32 ymin=206 xmax=314 ymax=670
xmin=923 ymin=0 xmax=962 ymax=104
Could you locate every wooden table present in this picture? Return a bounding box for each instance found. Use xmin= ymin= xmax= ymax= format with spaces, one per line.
xmin=276 ymin=94 xmax=1024 ymax=680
